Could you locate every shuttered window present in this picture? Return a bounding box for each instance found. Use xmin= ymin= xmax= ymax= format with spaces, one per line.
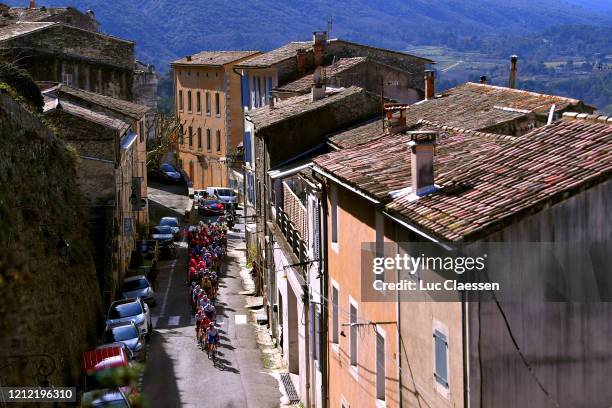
xmin=434 ymin=330 xmax=449 ymax=388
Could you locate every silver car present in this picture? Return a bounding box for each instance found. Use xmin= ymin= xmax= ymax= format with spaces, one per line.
xmin=159 ymin=216 xmax=180 ymax=240
xmin=102 ymin=321 xmax=146 ymax=362
xmin=106 ymin=298 xmax=151 ymax=339
xmin=121 ymin=275 xmax=155 ymax=306
xmin=207 ymin=187 xmax=237 ymax=210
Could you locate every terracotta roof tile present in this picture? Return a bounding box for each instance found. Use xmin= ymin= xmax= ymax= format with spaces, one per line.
xmin=276 ymin=57 xmax=367 ymax=94
xmin=172 ymin=50 xmax=259 ymax=66
xmin=0 ymin=21 xmax=55 ymax=41
xmin=235 ymin=42 xmax=311 ymax=68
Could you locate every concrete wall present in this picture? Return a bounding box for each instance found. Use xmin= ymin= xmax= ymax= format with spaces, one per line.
xmin=467 ymin=177 xmax=612 ymax=408
xmin=0 ymin=93 xmax=103 ymax=388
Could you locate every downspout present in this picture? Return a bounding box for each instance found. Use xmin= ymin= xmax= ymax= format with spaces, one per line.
xmin=312 ymin=171 xmax=329 ymax=408
xmin=462 ymin=292 xmax=470 ymax=408
xmin=303 ymin=282 xmax=311 ymax=408
xmin=396 ymin=233 xmax=403 ymax=408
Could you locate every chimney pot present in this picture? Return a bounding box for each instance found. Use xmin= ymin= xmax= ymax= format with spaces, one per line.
xmin=312 ymin=67 xmax=326 ymax=101
xmin=407 ymin=131 xmax=437 ymax=196
xmin=384 ymin=105 xmax=408 ymax=134
xmin=29 ymin=0 xmax=36 ymax=9
xmin=269 ymin=97 xmax=275 ymax=110
xmin=186 ymin=55 xmax=192 ymax=62
xmin=480 ymin=75 xmax=487 ymax=84
xmin=424 ymin=70 xmax=435 ymax=100
xmin=509 ymin=55 xmax=518 ymax=89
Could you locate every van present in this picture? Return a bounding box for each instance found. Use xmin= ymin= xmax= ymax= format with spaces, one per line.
xmin=206 ymin=187 xmax=237 ymax=210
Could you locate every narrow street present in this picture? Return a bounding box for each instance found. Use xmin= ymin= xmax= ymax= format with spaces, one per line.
xmin=141 ymin=205 xmax=282 ymax=407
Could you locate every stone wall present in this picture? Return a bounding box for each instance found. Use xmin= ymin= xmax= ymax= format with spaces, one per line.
xmin=0 ymin=92 xmax=103 ymax=391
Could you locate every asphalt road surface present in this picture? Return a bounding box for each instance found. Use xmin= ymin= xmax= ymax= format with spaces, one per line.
xmin=141 ymin=214 xmax=281 ymax=408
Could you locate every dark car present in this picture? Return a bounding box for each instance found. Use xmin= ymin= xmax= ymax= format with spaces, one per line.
xmin=102 ymin=321 xmax=146 ymax=362
xmin=150 ymin=225 xmax=176 ymax=259
xmin=81 ymin=388 xmax=132 ymax=407
xmin=148 ymin=163 xmax=182 ymax=184
xmin=159 ymin=216 xmax=180 ymax=240
xmin=198 ymin=199 xmax=225 ymax=215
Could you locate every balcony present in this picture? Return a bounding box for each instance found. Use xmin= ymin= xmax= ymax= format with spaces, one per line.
xmin=275 ymin=182 xmax=308 ymax=263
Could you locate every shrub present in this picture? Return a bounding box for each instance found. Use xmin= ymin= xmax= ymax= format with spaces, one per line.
xmin=0 ymin=61 xmax=43 ymax=111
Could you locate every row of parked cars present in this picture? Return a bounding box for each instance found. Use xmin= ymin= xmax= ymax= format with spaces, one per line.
xmin=191 ymin=187 xmax=238 ymax=216
xmin=149 ymin=216 xmax=181 ymax=259
xmin=80 ymin=274 xmax=157 ymax=407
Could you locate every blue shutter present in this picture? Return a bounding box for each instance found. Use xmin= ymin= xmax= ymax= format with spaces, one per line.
xmin=241 ymin=74 xmax=250 ymax=108
xmin=244 ymin=131 xmax=252 ymax=164
xmin=268 ymin=77 xmax=273 ymax=100
xmin=434 ymin=330 xmax=448 ymax=387
xmin=252 ymin=77 xmax=258 ymax=108
xmin=257 ymin=77 xmax=262 ymax=107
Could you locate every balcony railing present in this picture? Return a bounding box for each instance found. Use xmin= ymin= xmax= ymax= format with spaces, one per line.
xmin=276 ymin=207 xmax=309 ymax=264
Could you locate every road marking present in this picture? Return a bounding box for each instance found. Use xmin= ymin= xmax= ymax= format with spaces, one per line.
xmin=235 ymin=314 xmax=247 ymax=325
xmin=151 ymin=316 xmax=159 ymax=328
xmin=159 ymin=258 xmax=176 ymax=317
xmin=168 ymin=316 xmax=180 ymax=326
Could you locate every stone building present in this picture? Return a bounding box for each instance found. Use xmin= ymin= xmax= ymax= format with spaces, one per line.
xmin=133 ymin=60 xmax=159 ymax=140
xmin=0 ymin=21 xmax=135 ymax=100
xmin=42 ymin=83 xmax=151 ymax=306
xmin=0 ymin=2 xmax=99 ymax=31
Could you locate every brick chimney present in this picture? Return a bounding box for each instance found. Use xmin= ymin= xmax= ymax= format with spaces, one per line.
xmin=186 ymin=55 xmax=192 ymax=62
xmin=384 ymin=104 xmax=408 ymax=134
xmin=408 ymin=131 xmax=437 ymax=196
xmin=29 ymin=0 xmax=36 ymax=9
xmin=509 ymin=55 xmax=518 ymax=89
xmin=424 ymin=70 xmax=435 ymax=100
xmin=480 ymin=75 xmax=487 ymax=84
xmin=296 ymin=48 xmax=307 ymax=75
xmin=311 ymin=66 xmax=326 ymax=101
xmin=312 ymin=31 xmax=327 ymax=67
xmin=269 ymin=97 xmax=275 ymax=110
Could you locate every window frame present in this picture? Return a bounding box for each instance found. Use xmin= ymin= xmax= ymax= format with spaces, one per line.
xmin=331 ymin=279 xmax=340 ymax=350
xmin=375 ymin=326 xmax=386 ymax=404
xmin=206 ymin=129 xmax=212 ymax=151
xmin=206 ymin=92 xmax=211 ymax=115
xmin=196 ymin=91 xmax=201 ymax=113
xmin=349 ymin=296 xmax=359 ymax=380
xmin=433 ymin=321 xmax=450 ymax=398
xmin=215 ymin=92 xmax=221 ymax=116
xmin=178 ymin=89 xmax=184 ymax=112
xmin=187 ymin=90 xmax=192 ymax=112
xmin=330 ymin=185 xmax=339 ymax=253
xmin=216 ymin=129 xmax=221 ymax=152
xmin=197 ymin=128 xmax=202 ymax=149
xmin=188 ymin=126 xmax=193 ymax=148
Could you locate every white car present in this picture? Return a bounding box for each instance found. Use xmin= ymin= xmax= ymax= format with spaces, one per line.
xmin=207 ymin=187 xmax=237 ymax=210
xmin=106 ymin=298 xmax=151 ymax=338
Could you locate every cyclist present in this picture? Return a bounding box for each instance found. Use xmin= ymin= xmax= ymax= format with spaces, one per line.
xmin=206 ymin=322 xmax=220 ymax=359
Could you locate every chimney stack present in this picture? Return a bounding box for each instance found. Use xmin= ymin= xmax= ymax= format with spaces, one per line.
xmin=311 ymin=66 xmax=326 ymax=101
xmin=480 ymin=75 xmax=487 ymax=84
xmin=29 ymin=0 xmax=36 ymax=9
xmin=296 ymin=48 xmax=307 ymax=75
xmin=384 ymin=105 xmax=408 ymax=134
xmin=408 ymin=131 xmax=437 ymax=196
xmin=312 ymin=31 xmax=327 ymax=67
xmin=186 ymin=55 xmax=192 ymax=62
xmin=509 ymin=55 xmax=518 ymax=89
xmin=269 ymin=97 xmax=275 ymax=110
xmin=424 ymin=70 xmax=435 ymax=100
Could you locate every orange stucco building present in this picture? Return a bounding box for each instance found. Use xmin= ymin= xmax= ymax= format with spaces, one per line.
xmin=172 ymin=51 xmax=259 ymax=189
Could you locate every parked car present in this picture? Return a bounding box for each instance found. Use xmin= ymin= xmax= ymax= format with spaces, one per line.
xmin=102 ymin=321 xmax=146 ymax=362
xmin=197 ymin=198 xmax=225 ymax=215
xmin=106 ymin=298 xmax=151 ymax=339
xmin=148 ymin=163 xmax=182 ymax=184
xmin=159 ymin=216 xmax=180 ymax=240
xmin=81 ymin=388 xmax=132 ymax=408
xmin=192 ymin=189 xmax=207 ymax=201
xmin=206 ymin=187 xmax=237 ymax=210
xmin=81 ymin=346 xmax=131 ymax=391
xmin=95 ymin=342 xmax=134 ymax=362
xmin=121 ymin=275 xmax=155 ymax=306
xmin=150 ymin=225 xmax=176 ymax=259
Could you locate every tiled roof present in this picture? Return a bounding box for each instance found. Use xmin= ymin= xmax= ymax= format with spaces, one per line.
xmin=247 ymin=86 xmax=366 ymax=130
xmin=404 ymin=82 xmax=589 ymax=131
xmin=0 ymin=21 xmax=55 ymax=41
xmin=234 ymin=42 xmax=311 ymax=68
xmin=329 ymin=39 xmax=435 ymax=64
xmin=5 ymin=6 xmax=69 ymax=22
xmin=47 ymin=99 xmax=130 ymax=133
xmin=42 ymin=84 xmax=151 ymax=120
xmin=386 ymin=116 xmax=612 ymax=241
xmin=172 ymin=50 xmax=259 ymax=66
xmin=327 ymin=118 xmax=385 ymax=149
xmin=276 ymin=57 xmax=367 ymax=93
xmin=314 ymin=121 xmax=512 ymax=201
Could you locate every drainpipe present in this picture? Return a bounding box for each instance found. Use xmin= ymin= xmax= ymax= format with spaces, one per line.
xmin=462 ymin=291 xmax=470 ymax=408
xmin=312 ymin=171 xmax=329 ymax=408
xmin=303 ymin=283 xmax=311 ymax=408
xmin=396 ymin=235 xmax=403 ymax=408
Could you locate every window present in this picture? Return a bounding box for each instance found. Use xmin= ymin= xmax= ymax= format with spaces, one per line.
xmin=376 ymin=211 xmax=384 ymax=259
xmin=178 ymin=125 xmax=184 ymax=144
xmin=196 ymin=91 xmax=201 ymax=113
xmin=434 ymin=329 xmax=449 ymax=390
xmin=215 ymin=92 xmax=220 ymax=115
xmin=257 ymin=77 xmax=262 ymax=107
xmin=331 ymin=185 xmax=339 ymax=251
xmin=206 ymin=129 xmax=211 ymax=151
xmin=206 ymin=92 xmax=211 ymax=114
xmin=188 ymin=126 xmax=193 ymax=147
xmin=376 ymin=329 xmax=386 ymax=401
xmin=253 ymin=77 xmax=258 ymax=108
xmin=332 ymin=283 xmax=339 ymax=344
xmin=187 ymin=90 xmax=192 ymax=112
xmin=349 ymin=300 xmax=357 ymax=367
xmin=178 ymin=90 xmax=183 ymax=111
xmin=197 ymin=128 xmax=202 ymax=149
xmin=216 ymin=130 xmax=221 ymax=152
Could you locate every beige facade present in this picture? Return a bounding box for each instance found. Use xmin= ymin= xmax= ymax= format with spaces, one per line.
xmin=173 ymin=51 xmax=259 ymax=189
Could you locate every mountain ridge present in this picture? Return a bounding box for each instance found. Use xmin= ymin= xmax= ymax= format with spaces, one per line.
xmin=3 ymin=0 xmax=612 ymax=71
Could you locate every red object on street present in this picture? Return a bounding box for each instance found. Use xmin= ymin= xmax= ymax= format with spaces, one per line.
xmin=82 ymin=347 xmax=129 ymax=374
